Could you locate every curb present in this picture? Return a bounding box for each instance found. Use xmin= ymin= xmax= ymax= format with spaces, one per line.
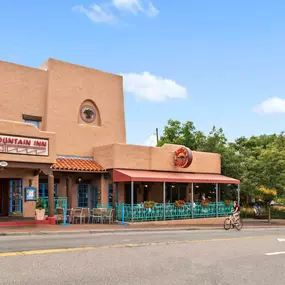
xmin=0 ymin=225 xmax=284 ymax=237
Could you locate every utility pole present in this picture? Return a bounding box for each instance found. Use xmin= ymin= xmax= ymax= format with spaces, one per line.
xmin=156 ymin=128 xmax=159 ymax=146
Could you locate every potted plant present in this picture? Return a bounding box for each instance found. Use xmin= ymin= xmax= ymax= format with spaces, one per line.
xmin=201 ymin=199 xmax=209 ymax=208
xmin=174 ymin=200 xmax=185 ymax=207
xmin=144 ymin=201 xmax=156 ymax=209
xmin=35 ymin=198 xmax=46 ymax=220
xmin=224 ymin=200 xmax=232 ymax=206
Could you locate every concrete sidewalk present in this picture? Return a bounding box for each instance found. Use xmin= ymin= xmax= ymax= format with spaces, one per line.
xmin=0 ymin=218 xmax=284 ymax=236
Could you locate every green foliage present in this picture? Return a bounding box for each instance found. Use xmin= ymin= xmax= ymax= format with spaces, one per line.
xmin=36 ymin=198 xmax=45 ymax=210
xmin=158 ymin=119 xmax=285 ymax=200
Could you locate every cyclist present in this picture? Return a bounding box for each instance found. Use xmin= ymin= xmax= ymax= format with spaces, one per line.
xmin=231 ymin=201 xmax=240 ymax=224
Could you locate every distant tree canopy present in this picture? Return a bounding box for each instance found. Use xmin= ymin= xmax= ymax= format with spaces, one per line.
xmin=158 ymin=119 xmax=285 ymax=199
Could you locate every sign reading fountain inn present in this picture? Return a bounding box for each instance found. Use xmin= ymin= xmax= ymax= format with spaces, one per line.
xmin=0 ymin=134 xmax=49 ymax=156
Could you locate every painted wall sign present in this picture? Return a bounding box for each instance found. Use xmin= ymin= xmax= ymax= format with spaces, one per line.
xmin=174 ymin=147 xmax=193 ymax=168
xmin=25 ymin=187 xmax=37 ymax=201
xmin=0 ymin=135 xmax=48 ymax=156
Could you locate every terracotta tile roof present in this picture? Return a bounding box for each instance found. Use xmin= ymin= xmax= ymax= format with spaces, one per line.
xmin=52 ymin=158 xmax=105 ymax=172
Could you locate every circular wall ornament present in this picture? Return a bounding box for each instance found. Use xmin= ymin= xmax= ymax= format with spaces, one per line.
xmin=80 ymin=105 xmax=96 ymax=123
xmin=174 ymin=147 xmax=193 ymax=168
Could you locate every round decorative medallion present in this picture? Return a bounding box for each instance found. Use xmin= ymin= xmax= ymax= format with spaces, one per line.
xmin=80 ymin=105 xmax=96 ymax=123
xmin=174 ymin=147 xmax=193 ymax=168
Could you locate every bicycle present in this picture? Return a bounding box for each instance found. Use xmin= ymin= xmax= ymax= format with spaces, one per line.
xmin=224 ymin=213 xmax=243 ymax=231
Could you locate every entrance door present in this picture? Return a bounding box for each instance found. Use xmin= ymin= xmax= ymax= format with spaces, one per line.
xmin=0 ymin=179 xmax=9 ymax=216
xmin=90 ymin=186 xmax=98 ymax=209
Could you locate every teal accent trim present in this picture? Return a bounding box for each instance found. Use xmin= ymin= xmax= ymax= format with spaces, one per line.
xmin=42 ymin=197 xmax=67 ymax=214
xmin=78 ymin=184 xmax=89 ymax=208
xmin=9 ymin=179 xmax=23 ymax=214
xmin=116 ymin=202 xmax=233 ymax=222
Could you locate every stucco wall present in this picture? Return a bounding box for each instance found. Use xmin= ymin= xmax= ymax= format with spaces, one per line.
xmin=44 ymin=59 xmax=126 ymax=156
xmin=94 ymin=143 xmax=221 ymax=174
xmin=0 ymin=60 xmax=47 ymax=130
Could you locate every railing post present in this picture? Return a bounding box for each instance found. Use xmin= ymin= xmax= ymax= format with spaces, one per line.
xmin=216 ymin=183 xmax=219 ymax=217
xmin=163 ymin=182 xmax=166 ymax=220
xmin=131 ymin=181 xmax=134 ymax=223
xmin=60 ymin=198 xmax=70 ymax=226
xmin=191 ymin=183 xmax=194 ymax=219
xmin=237 ymin=184 xmax=240 ymax=206
xmin=121 ymin=203 xmax=125 ymax=225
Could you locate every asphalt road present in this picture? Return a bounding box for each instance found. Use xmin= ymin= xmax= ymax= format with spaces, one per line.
xmin=1 ymin=228 xmax=285 ymax=285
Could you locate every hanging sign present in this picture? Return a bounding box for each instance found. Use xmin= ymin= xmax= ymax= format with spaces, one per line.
xmin=25 ymin=187 xmax=37 ymax=201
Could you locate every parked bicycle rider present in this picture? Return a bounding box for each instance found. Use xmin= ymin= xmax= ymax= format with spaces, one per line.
xmin=231 ymin=201 xmax=240 ymax=224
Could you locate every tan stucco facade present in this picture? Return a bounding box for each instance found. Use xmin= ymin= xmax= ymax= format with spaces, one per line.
xmin=0 ymin=58 xmax=222 ymax=220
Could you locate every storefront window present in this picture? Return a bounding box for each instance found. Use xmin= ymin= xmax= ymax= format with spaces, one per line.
xmin=9 ymin=180 xmax=23 ymax=213
xmin=39 ymin=183 xmax=57 ymax=198
xmin=108 ymin=184 xmax=113 ymax=207
xmin=78 ymin=184 xmax=89 ymax=208
xmin=166 ymin=184 xmax=187 ymax=203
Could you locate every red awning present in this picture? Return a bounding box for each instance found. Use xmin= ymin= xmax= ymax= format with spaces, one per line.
xmin=113 ymin=169 xmax=240 ymax=184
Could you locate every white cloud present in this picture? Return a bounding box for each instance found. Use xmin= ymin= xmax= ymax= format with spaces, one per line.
xmin=113 ymin=0 xmax=159 ymax=16
xmin=146 ymin=1 xmax=159 ymax=17
xmin=112 ymin=0 xmax=143 ymax=14
xmin=72 ymin=4 xmax=117 ymax=24
xmin=73 ymin=1 xmax=159 ymax=24
xmin=121 ymin=72 xmax=188 ymax=102
xmin=253 ymin=97 xmax=285 ymax=114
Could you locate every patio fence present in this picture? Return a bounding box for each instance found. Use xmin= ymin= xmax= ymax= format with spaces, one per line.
xmin=42 ymin=197 xmax=67 ymax=214
xmin=116 ymin=202 xmax=233 ymax=222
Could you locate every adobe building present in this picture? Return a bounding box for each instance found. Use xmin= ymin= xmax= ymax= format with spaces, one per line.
xmin=0 ymin=58 xmax=239 ymax=223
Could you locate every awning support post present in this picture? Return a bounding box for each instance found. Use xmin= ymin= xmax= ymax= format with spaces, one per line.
xmin=237 ymin=184 xmax=240 ymax=205
xmin=131 ymin=181 xmax=134 ymax=223
xmin=216 ymin=183 xmax=219 ymax=218
xmin=163 ymin=182 xmax=166 ymax=220
xmin=191 ymin=183 xmax=194 ymax=219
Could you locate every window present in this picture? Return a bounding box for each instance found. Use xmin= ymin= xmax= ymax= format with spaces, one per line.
xmin=78 ymin=184 xmax=89 ymax=208
xmin=9 ymin=180 xmax=23 ymax=213
xmin=24 ymin=119 xmax=39 ymax=128
xmin=108 ymin=184 xmax=113 ymax=207
xmin=39 ymin=183 xmax=57 ymax=198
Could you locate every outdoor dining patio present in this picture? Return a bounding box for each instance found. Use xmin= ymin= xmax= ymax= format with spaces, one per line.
xmin=55 ymin=207 xmax=114 ymax=224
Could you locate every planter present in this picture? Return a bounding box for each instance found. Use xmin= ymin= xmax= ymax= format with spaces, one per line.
xmin=35 ymin=209 xmax=45 ymax=220
xmin=224 ymin=200 xmax=232 ymax=206
xmin=174 ymin=200 xmax=185 ymax=208
xmin=144 ymin=201 xmax=156 ymax=209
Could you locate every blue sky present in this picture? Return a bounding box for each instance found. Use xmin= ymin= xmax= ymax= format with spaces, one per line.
xmin=0 ymin=0 xmax=285 ymax=144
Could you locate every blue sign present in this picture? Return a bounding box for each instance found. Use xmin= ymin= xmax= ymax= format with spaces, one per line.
xmin=25 ymin=187 xmax=37 ymax=201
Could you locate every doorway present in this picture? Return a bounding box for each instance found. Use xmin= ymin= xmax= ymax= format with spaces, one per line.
xmin=0 ymin=179 xmax=9 ymax=216
xmin=0 ymin=179 xmax=23 ymax=216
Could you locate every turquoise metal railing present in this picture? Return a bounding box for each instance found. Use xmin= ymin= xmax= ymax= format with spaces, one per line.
xmin=116 ymin=202 xmax=233 ymax=222
xmin=42 ymin=197 xmax=68 ymax=214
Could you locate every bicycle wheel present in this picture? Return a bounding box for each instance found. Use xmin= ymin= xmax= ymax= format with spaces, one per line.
xmin=235 ymin=218 xmax=243 ymax=231
xmin=224 ymin=218 xmax=231 ymax=230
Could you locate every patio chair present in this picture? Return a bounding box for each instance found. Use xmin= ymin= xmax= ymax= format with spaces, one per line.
xmin=72 ymin=208 xmax=85 ymax=224
xmin=103 ymin=208 xmax=114 ymax=224
xmin=56 ymin=207 xmax=64 ymax=224
xmin=81 ymin=208 xmax=90 ymax=224
xmin=91 ymin=208 xmax=103 ymax=224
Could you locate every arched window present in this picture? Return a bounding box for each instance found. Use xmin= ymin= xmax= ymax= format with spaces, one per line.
xmin=78 ymin=99 xmax=101 ymax=126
